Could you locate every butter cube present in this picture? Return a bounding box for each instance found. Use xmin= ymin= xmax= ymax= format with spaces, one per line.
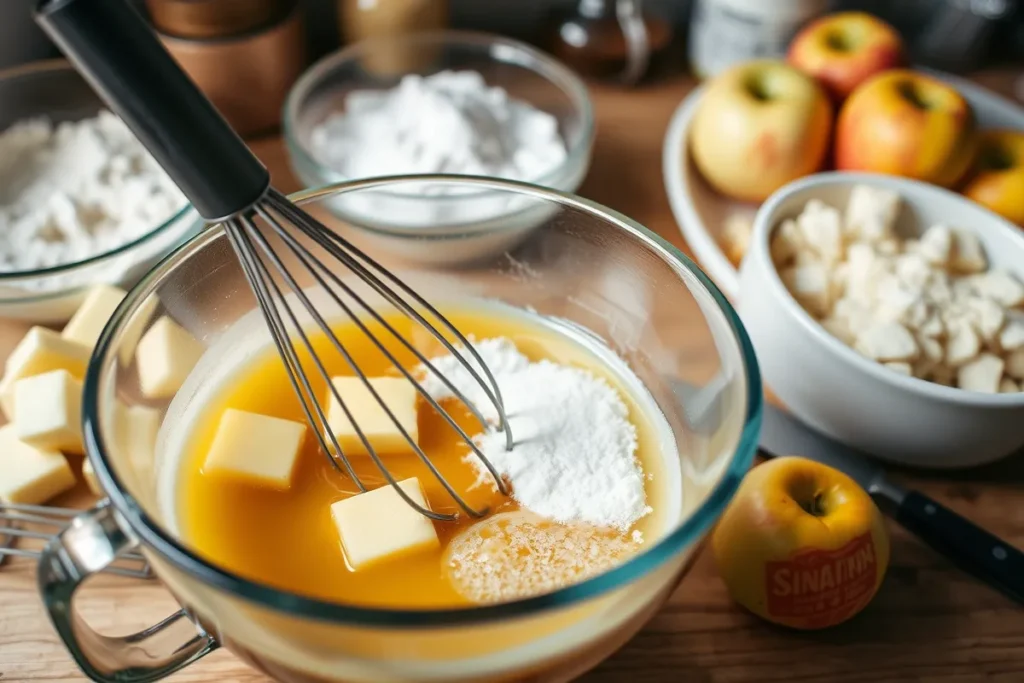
xmin=135 ymin=316 xmax=205 ymax=398
xmin=203 ymin=408 xmax=306 ymax=489
xmin=62 ymin=285 xmax=127 ymax=350
xmin=81 ymin=458 xmax=103 ymax=496
xmin=0 ymin=425 xmax=75 ymax=505
xmin=114 ymin=404 xmax=162 ymax=463
xmin=13 ymin=370 xmax=83 ymax=454
xmin=110 ymin=403 xmax=163 ymax=490
xmin=0 ymin=327 xmax=90 ymax=419
xmin=325 ymin=376 xmax=418 ymax=456
xmin=119 ymin=294 xmax=160 ymax=366
xmin=330 ymin=477 xmax=439 ymax=571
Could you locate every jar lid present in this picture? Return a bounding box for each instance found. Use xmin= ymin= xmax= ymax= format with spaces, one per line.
xmin=145 ymin=0 xmax=294 ymax=40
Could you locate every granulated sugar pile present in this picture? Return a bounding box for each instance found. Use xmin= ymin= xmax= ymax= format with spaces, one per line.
xmin=443 ymin=511 xmax=640 ymax=604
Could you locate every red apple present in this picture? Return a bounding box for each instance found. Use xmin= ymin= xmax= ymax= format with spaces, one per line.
xmin=690 ymin=60 xmax=833 ymax=203
xmin=962 ymin=130 xmax=1024 ymax=227
xmin=788 ymin=12 xmax=905 ymax=101
xmin=835 ymin=70 xmax=977 ymax=188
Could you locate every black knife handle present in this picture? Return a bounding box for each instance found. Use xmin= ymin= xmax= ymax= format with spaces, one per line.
xmin=896 ymin=491 xmax=1024 ymax=605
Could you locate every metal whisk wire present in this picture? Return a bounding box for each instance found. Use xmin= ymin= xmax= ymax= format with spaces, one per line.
xmin=36 ymin=0 xmax=514 ymax=523
xmin=1 ymin=504 xmax=152 ymax=579
xmin=223 ymin=190 xmax=513 ymax=521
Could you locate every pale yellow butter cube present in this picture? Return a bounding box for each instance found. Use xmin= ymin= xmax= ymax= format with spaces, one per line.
xmin=62 ymin=285 xmax=127 ymax=350
xmin=13 ymin=369 xmax=84 ymax=454
xmin=331 ymin=477 xmax=439 ymax=571
xmin=135 ymin=316 xmax=205 ymax=398
xmin=119 ymin=294 xmax=160 ymax=366
xmin=0 ymin=425 xmax=75 ymax=505
xmin=109 ymin=402 xmax=163 ymax=493
xmin=0 ymin=327 xmax=90 ymax=419
xmin=115 ymin=404 xmax=162 ymax=464
xmin=203 ymin=408 xmax=306 ymax=489
xmin=325 ymin=376 xmax=418 ymax=456
xmin=81 ymin=458 xmax=102 ymax=496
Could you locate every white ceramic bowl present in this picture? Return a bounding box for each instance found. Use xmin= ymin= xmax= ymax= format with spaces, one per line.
xmin=738 ymin=172 xmax=1024 ymax=469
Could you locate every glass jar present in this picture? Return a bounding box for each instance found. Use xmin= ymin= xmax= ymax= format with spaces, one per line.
xmin=339 ymin=0 xmax=449 ymax=74
xmin=549 ymin=0 xmax=673 ymax=85
xmin=688 ymin=0 xmax=828 ymax=79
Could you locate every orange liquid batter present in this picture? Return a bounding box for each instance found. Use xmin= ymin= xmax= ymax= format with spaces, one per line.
xmin=176 ymin=307 xmax=669 ymax=609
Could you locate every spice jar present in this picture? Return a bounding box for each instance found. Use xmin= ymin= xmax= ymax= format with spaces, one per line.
xmin=339 ymin=0 xmax=449 ymax=75
xmin=548 ymin=0 xmax=672 ymax=86
xmin=147 ymin=0 xmax=307 ymax=137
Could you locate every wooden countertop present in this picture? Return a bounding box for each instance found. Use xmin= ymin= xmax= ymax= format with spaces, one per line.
xmin=2 ymin=72 xmax=1024 ymax=683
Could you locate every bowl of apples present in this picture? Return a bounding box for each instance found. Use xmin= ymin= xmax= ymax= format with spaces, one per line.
xmin=664 ymin=11 xmax=1024 ymax=300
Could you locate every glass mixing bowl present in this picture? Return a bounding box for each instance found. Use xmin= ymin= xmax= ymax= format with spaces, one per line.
xmin=44 ymin=178 xmax=761 ymax=683
xmin=0 ymin=60 xmax=199 ymax=323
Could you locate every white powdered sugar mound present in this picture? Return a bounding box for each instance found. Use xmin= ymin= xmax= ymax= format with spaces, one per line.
xmin=420 ymin=337 xmax=650 ymax=531
xmin=0 ymin=111 xmax=187 ymax=274
xmin=310 ymin=70 xmax=567 ymax=189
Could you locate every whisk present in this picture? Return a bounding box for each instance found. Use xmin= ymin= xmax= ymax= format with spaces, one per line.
xmin=1 ymin=503 xmax=152 ymax=578
xmin=37 ymin=0 xmax=512 ymax=522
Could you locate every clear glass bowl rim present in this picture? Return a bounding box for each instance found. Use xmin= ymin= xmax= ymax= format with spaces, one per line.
xmin=281 ymin=30 xmax=596 ymax=202
xmin=0 ymin=59 xmax=196 ymax=283
xmin=83 ymin=175 xmax=763 ymax=628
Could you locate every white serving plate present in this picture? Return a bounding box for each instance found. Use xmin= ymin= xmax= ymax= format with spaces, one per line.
xmin=663 ymin=71 xmax=1024 ymax=300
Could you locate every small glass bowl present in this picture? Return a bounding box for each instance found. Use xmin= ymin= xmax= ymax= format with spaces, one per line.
xmin=0 ymin=60 xmax=199 ymax=323
xmin=283 ymin=31 xmax=595 ymax=266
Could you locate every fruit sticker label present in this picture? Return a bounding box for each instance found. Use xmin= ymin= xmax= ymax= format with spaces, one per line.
xmin=765 ymin=532 xmax=878 ymax=628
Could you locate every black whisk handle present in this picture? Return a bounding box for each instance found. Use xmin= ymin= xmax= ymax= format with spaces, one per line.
xmin=36 ymin=0 xmax=270 ymax=221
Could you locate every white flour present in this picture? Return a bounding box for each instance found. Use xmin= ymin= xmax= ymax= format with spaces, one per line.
xmin=310 ymin=71 xmax=567 ymax=191
xmin=420 ymin=337 xmax=650 ymax=531
xmin=0 ymin=111 xmax=187 ymax=273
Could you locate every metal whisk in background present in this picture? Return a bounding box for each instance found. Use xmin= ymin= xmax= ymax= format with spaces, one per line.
xmin=1 ymin=503 xmax=151 ymax=578
xmin=37 ymin=0 xmax=512 ymax=521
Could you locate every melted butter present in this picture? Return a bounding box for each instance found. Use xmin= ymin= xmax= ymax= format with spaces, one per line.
xmin=175 ymin=306 xmax=672 ymax=608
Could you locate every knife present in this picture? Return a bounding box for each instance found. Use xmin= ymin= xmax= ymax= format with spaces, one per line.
xmin=759 ymin=403 xmax=1024 ymax=606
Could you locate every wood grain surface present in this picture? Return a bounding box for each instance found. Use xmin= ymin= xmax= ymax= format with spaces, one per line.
xmin=2 ymin=73 xmax=1024 ymax=683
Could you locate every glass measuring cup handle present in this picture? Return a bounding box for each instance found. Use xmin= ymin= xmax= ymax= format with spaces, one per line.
xmin=37 ymin=501 xmax=219 ymax=683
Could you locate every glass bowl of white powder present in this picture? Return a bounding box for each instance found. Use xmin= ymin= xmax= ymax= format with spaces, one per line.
xmin=0 ymin=61 xmax=199 ymax=323
xmin=283 ymin=31 xmax=594 ymax=266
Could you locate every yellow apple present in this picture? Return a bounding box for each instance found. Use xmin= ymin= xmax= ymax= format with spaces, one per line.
xmin=836 ymin=70 xmax=977 ymax=188
xmin=690 ymin=60 xmax=833 ymax=203
xmin=961 ymin=129 xmax=1024 ymax=227
xmin=712 ymin=457 xmax=890 ymax=629
xmin=788 ymin=11 xmax=905 ymax=101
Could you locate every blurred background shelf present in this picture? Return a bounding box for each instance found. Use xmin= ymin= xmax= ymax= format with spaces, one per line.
xmin=4 ymin=0 xmax=1023 ymax=78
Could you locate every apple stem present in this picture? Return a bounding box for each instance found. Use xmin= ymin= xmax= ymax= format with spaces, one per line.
xmin=896 ymin=81 xmax=932 ymax=111
xmin=801 ymin=492 xmax=827 ymax=517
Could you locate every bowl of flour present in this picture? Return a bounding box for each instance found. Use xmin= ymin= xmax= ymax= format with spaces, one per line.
xmin=283 ymin=31 xmax=594 ymax=265
xmin=0 ymin=61 xmax=198 ymax=322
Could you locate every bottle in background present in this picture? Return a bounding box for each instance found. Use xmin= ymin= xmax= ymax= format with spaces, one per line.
xmin=687 ymin=0 xmax=828 ymax=79
xmin=548 ymin=0 xmax=673 ymax=86
xmin=340 ymin=0 xmax=449 ymax=75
